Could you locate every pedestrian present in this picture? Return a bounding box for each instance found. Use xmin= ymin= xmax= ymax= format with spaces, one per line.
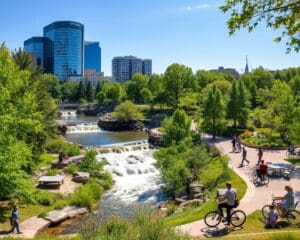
xmin=241 ymin=147 xmax=249 ymax=166
xmin=257 ymin=148 xmax=263 ymax=165
xmin=232 ymin=136 xmax=236 ymax=152
xmin=58 ymin=151 xmax=64 ymax=163
xmin=10 ymin=206 xmax=22 ymax=234
xmin=236 ymin=135 xmax=242 ymax=152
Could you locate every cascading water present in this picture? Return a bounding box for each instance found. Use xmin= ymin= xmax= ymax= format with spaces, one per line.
xmin=97 ymin=148 xmax=166 ymax=219
xmin=66 ymin=123 xmax=101 ymax=133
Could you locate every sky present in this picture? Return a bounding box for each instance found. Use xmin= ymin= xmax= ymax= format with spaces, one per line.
xmin=0 ymin=0 xmax=299 ymax=75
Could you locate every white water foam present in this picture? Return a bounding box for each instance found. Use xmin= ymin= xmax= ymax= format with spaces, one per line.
xmin=59 ymin=111 xmax=78 ymax=117
xmin=97 ymin=149 xmax=165 ymax=217
xmin=67 ymin=124 xmax=101 ymax=133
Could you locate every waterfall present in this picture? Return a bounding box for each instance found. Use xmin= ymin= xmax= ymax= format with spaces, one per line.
xmin=66 ymin=123 xmax=101 ymax=133
xmin=59 ymin=110 xmax=77 ymax=117
xmin=97 ymin=148 xmax=165 ymax=218
xmin=95 ymin=140 xmax=150 ymax=153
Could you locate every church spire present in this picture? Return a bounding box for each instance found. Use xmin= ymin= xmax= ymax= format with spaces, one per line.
xmin=245 ymin=56 xmax=249 ymax=74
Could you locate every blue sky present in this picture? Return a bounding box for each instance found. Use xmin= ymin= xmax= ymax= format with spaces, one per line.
xmin=1 ymin=0 xmax=299 ymax=75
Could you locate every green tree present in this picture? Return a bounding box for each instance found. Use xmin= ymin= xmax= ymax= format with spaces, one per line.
xmin=79 ymin=149 xmax=103 ymax=176
xmin=288 ymin=108 xmax=300 ymax=145
xmin=202 ymin=85 xmax=225 ymax=139
xmin=61 ymin=81 xmax=79 ymax=102
xmin=112 ymin=100 xmax=143 ymax=121
xmin=86 ymin=81 xmax=95 ymax=102
xmin=163 ymin=64 xmax=196 ymax=109
xmin=42 ymin=74 xmax=61 ymax=99
xmin=76 ymin=81 xmax=86 ymax=101
xmin=106 ymin=82 xmax=123 ymax=102
xmin=226 ymin=81 xmax=239 ymax=128
xmin=125 ymin=73 xmax=149 ymax=103
xmin=11 ymin=48 xmax=32 ymax=70
xmin=95 ymin=81 xmax=102 ymax=96
xmin=162 ymin=109 xmax=191 ymax=145
xmin=220 ymin=0 xmax=300 ymax=52
xmin=236 ymin=81 xmax=250 ymax=127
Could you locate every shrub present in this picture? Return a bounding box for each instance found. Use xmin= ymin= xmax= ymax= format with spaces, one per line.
xmin=64 ymin=143 xmax=81 ymax=157
xmin=79 ymin=149 xmax=103 ymax=176
xmin=208 ymin=145 xmax=221 ymax=157
xmin=69 ymin=179 xmax=103 ymax=211
xmin=45 ymin=138 xmax=80 ymax=156
xmin=247 ymin=125 xmax=256 ymax=131
xmin=46 ymin=168 xmax=59 ymax=176
xmin=66 ymin=164 xmax=79 ymax=174
xmin=38 ymin=212 xmax=47 ymax=218
xmin=35 ymin=191 xmax=54 ymax=206
xmin=98 ymin=172 xmax=113 ymax=190
xmin=241 ymin=131 xmax=253 ymax=139
xmin=166 ymin=202 xmax=176 ymax=216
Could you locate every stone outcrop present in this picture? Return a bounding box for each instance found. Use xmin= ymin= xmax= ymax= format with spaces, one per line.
xmin=98 ymin=114 xmax=137 ymax=131
xmin=44 ymin=206 xmax=88 ymax=224
xmin=148 ymin=128 xmax=163 ymax=146
xmin=72 ymin=171 xmax=90 ymax=183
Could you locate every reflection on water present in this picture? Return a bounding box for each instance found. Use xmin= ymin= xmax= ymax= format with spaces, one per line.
xmin=65 ymin=131 xmax=147 ymax=147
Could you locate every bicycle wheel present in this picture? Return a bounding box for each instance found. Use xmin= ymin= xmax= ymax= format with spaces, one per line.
xmin=286 ymin=210 xmax=300 ymax=226
xmin=263 ymin=175 xmax=269 ymax=185
xmin=261 ymin=205 xmax=271 ymax=219
xmin=230 ymin=210 xmax=246 ymax=227
xmin=204 ymin=211 xmax=222 ymax=227
xmin=252 ymin=170 xmax=259 ymax=182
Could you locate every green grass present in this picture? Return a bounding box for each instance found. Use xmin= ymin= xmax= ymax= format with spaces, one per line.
xmin=163 ymin=159 xmax=247 ymax=227
xmin=286 ymin=158 xmax=300 ymax=166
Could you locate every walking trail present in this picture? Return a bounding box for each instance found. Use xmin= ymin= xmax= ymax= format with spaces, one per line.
xmin=178 ymin=135 xmax=300 ymax=237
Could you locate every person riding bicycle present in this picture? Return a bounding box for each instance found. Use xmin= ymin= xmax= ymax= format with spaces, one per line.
xmin=256 ymin=160 xmax=268 ymax=182
xmin=217 ymin=182 xmax=237 ymax=225
xmin=273 ymin=186 xmax=294 ymax=217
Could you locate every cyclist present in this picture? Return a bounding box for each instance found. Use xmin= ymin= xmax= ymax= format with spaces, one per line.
xmin=257 ymin=160 xmax=268 ymax=182
xmin=273 ymin=186 xmax=294 ymax=216
xmin=217 ymin=182 xmax=237 ymax=225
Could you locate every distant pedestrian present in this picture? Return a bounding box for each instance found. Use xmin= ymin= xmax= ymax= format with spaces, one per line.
xmin=236 ymin=135 xmax=242 ymax=152
xmin=257 ymin=148 xmax=263 ymax=165
xmin=10 ymin=206 xmax=21 ymax=234
xmin=232 ymin=136 xmax=236 ymax=152
xmin=58 ymin=152 xmax=64 ymax=163
xmin=241 ymin=147 xmax=249 ymax=166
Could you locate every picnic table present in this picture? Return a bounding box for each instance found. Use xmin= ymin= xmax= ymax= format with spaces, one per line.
xmin=38 ymin=176 xmax=64 ymax=185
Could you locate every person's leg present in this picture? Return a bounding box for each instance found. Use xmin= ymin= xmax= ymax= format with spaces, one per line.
xmin=226 ymin=205 xmax=232 ymax=223
xmin=15 ymin=221 xmax=20 ymax=233
xmin=218 ymin=203 xmax=226 ymax=217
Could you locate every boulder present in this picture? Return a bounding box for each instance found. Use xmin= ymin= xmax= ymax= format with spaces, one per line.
xmin=44 ymin=206 xmax=88 ymax=224
xmin=174 ymin=198 xmax=186 ymax=205
xmin=179 ymin=199 xmax=203 ymax=208
xmin=72 ymin=172 xmax=90 ymax=183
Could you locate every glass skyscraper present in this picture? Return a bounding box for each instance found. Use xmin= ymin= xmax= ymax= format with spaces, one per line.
xmin=24 ymin=37 xmax=45 ymax=67
xmin=142 ymin=59 xmax=152 ymax=76
xmin=43 ymin=21 xmax=84 ymax=81
xmin=84 ymin=41 xmax=101 ymax=72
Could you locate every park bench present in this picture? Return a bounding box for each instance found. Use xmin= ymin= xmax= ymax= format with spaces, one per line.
xmin=38 ymin=176 xmax=64 ymax=186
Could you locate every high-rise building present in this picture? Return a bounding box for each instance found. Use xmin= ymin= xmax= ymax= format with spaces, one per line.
xmin=84 ymin=41 xmax=101 ymax=73
xmin=43 ymin=21 xmax=84 ymax=81
xmin=112 ymin=56 xmax=152 ymax=83
xmin=142 ymin=59 xmax=152 ymax=76
xmin=24 ymin=37 xmax=45 ymax=67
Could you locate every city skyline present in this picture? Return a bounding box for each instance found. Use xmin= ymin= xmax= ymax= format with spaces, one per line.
xmin=1 ymin=0 xmax=299 ymax=75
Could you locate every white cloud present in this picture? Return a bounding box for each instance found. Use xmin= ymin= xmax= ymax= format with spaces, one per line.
xmin=184 ymin=3 xmax=211 ymax=12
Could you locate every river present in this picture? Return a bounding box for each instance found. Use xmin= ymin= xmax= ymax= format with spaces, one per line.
xmin=58 ymin=111 xmax=166 ymax=232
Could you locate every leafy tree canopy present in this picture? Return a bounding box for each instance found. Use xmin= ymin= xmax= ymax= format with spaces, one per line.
xmin=220 ymin=0 xmax=300 ymax=52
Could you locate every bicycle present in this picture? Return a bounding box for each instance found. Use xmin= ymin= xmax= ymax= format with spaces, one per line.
xmin=262 ymin=198 xmax=300 ymax=226
xmin=286 ymin=147 xmax=300 ymax=158
xmin=204 ymin=201 xmax=246 ymax=227
xmin=252 ymin=169 xmax=269 ymax=185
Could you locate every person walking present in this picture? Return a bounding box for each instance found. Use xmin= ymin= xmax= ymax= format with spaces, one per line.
xmin=10 ymin=206 xmax=21 ymax=234
xmin=257 ymin=148 xmax=263 ymax=165
xmin=240 ymin=147 xmax=249 ymax=166
xmin=236 ymin=135 xmax=242 ymax=152
xmin=232 ymin=136 xmax=236 ymax=152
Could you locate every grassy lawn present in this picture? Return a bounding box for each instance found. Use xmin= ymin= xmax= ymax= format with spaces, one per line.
xmin=163 ymin=156 xmax=247 ymax=227
xmin=286 ymin=158 xmax=300 ymax=166
xmin=194 ymin=210 xmax=300 ymax=240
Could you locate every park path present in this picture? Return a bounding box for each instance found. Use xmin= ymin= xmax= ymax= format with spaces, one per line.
xmin=178 ymin=135 xmax=300 ymax=237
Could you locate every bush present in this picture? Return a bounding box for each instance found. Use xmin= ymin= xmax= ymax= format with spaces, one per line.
xmin=220 ymin=127 xmax=244 ymax=137
xmin=241 ymin=130 xmax=253 ymax=139
xmin=247 ymin=125 xmax=256 ymax=131
xmin=79 ymin=149 xmax=103 ymax=176
xmin=46 ymin=168 xmax=59 ymax=176
xmin=35 ymin=191 xmax=54 ymax=206
xmin=38 ymin=212 xmax=47 ymax=218
xmin=45 ymin=138 xmax=80 ymax=156
xmin=66 ymin=164 xmax=79 ymax=174
xmin=166 ymin=202 xmax=176 ymax=216
xmin=68 ymin=179 xmax=103 ymax=211
xmin=208 ymin=145 xmax=221 ymax=157
xmin=98 ymin=172 xmax=113 ymax=190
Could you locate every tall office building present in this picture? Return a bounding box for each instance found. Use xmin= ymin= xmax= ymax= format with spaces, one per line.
xmin=43 ymin=21 xmax=84 ymax=81
xmin=142 ymin=59 xmax=152 ymax=76
xmin=24 ymin=37 xmax=45 ymax=67
xmin=112 ymin=56 xmax=152 ymax=83
xmin=84 ymin=41 xmax=101 ymax=73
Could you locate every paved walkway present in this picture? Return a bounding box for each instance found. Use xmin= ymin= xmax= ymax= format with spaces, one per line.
xmin=178 ymin=136 xmax=300 ymax=237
